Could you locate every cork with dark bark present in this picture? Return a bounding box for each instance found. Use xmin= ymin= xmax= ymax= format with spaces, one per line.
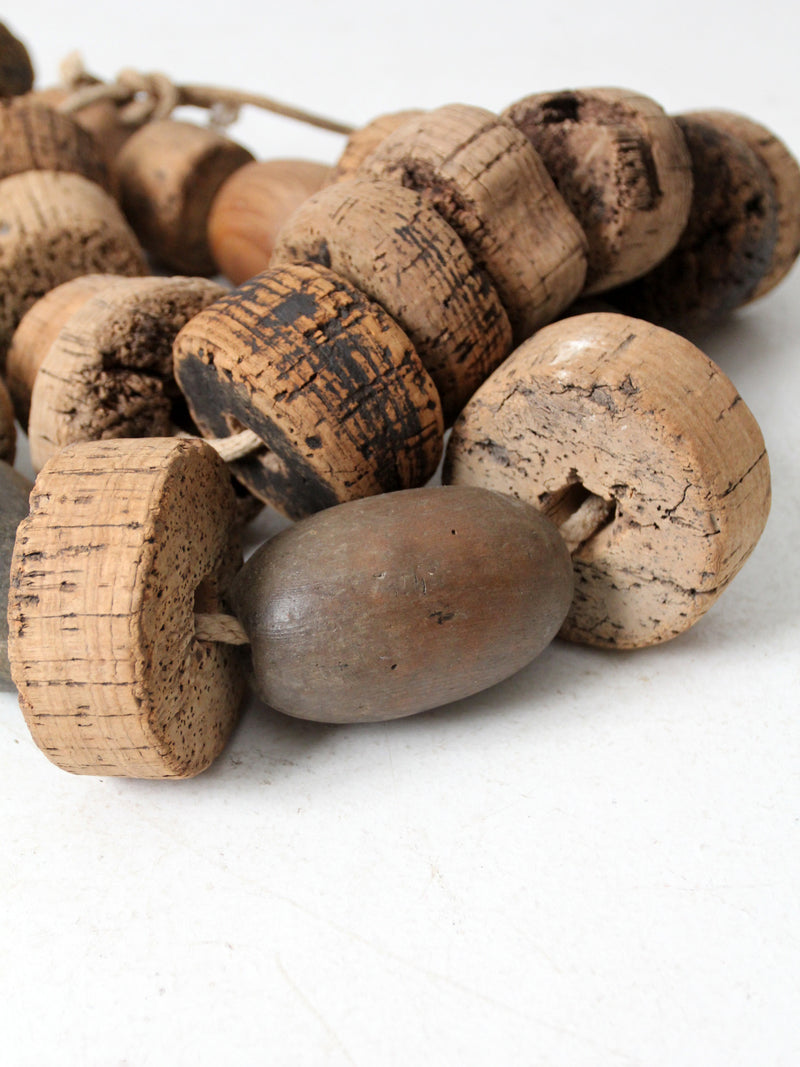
xmin=0 ymin=375 xmax=14 ymax=462
xmin=680 ymin=110 xmax=800 ymax=300
xmin=503 ymin=88 xmax=693 ymax=294
xmin=0 ymin=460 xmax=31 ymax=689
xmin=7 ymin=274 xmax=129 ymax=428
xmin=231 ymin=486 xmax=573 ymax=723
xmin=208 ymin=158 xmax=332 ymax=284
xmin=30 ymin=87 xmax=137 ymax=177
xmin=28 ymin=275 xmax=225 ymax=471
xmin=0 ymin=98 xmax=108 ymax=188
xmin=0 ymin=23 xmax=33 ymax=98
xmin=272 ymin=177 xmax=512 ymax=422
xmin=610 ymin=116 xmax=779 ymax=328
xmin=173 ymin=262 xmax=444 ymax=520
xmin=445 ymin=312 xmax=770 ymax=649
xmin=8 ymin=437 xmax=247 ymax=778
xmin=116 ymin=119 xmax=255 ymax=274
xmin=0 ymin=170 xmax=147 ymax=369
xmin=357 ymin=104 xmax=588 ymax=341
xmin=331 ymin=110 xmax=424 ymax=182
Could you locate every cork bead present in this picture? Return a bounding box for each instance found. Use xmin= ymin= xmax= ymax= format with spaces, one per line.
xmin=30 ymin=87 xmax=137 ymax=173
xmin=231 ymin=486 xmax=573 ymax=723
xmin=0 ymin=460 xmax=31 ymax=689
xmin=207 ymin=158 xmax=332 ymax=284
xmin=272 ymin=177 xmax=513 ymax=422
xmin=116 ymin=119 xmax=255 ymax=274
xmin=611 ymin=116 xmax=779 ymax=328
xmin=0 ymin=98 xmax=108 ymax=188
xmin=28 ymin=275 xmax=225 ymax=471
xmin=0 ymin=170 xmax=147 ymax=368
xmin=8 ymin=437 xmax=247 ymax=778
xmin=0 ymin=375 xmax=14 ymax=462
xmin=357 ymin=103 xmax=588 ymax=341
xmin=503 ymin=88 xmax=693 ymax=294
xmin=0 ymin=22 xmax=33 ymax=98
xmin=445 ymin=312 xmax=770 ymax=649
xmin=331 ymin=109 xmax=425 ymax=182
xmin=6 ymin=274 xmax=127 ymax=429
xmin=173 ymin=263 xmax=444 ymax=520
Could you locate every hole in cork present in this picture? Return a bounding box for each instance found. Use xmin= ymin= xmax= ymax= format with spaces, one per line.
xmin=193 ymin=576 xmax=219 ymax=616
xmin=539 ymin=478 xmax=616 ymax=554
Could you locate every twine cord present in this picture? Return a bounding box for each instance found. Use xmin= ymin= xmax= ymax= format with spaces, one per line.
xmin=194 ymin=612 xmax=250 ymax=645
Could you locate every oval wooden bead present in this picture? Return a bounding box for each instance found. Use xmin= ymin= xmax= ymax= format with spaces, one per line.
xmin=8 ymin=437 xmax=247 ymax=778
xmin=445 ymin=312 xmax=770 ymax=649
xmin=503 ymin=88 xmax=693 ymax=294
xmin=0 ymin=22 xmax=34 ymax=98
xmin=357 ymin=103 xmax=588 ymax=341
xmin=272 ymin=177 xmax=513 ymax=422
xmin=231 ymin=485 xmax=573 ymax=723
xmin=610 ymin=115 xmax=779 ymax=328
xmin=0 ymin=375 xmax=14 ymax=462
xmin=331 ymin=109 xmax=425 ymax=182
xmin=0 ymin=98 xmax=108 ymax=188
xmin=0 ymin=460 xmax=31 ymax=690
xmin=207 ymin=158 xmax=332 ymax=284
xmin=7 ymin=274 xmax=128 ymax=429
xmin=28 ymin=275 xmax=225 ymax=471
xmin=0 ymin=170 xmax=147 ymax=368
xmin=116 ymin=119 xmax=255 ymax=274
xmin=173 ymin=262 xmax=444 ymax=520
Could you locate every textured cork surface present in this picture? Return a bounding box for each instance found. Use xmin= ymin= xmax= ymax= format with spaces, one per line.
xmin=0 ymin=460 xmax=31 ymax=688
xmin=331 ymin=109 xmax=424 ymax=182
xmin=8 ymin=437 xmax=247 ymax=778
xmin=445 ymin=312 xmax=770 ymax=648
xmin=0 ymin=375 xmax=14 ymax=462
xmin=0 ymin=22 xmax=33 ymax=97
xmin=0 ymin=98 xmax=108 ymax=188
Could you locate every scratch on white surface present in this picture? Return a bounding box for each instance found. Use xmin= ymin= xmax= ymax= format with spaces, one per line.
xmin=276 ymin=954 xmax=357 ymax=1066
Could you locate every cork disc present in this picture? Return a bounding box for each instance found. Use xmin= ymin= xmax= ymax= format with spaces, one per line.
xmin=503 ymin=88 xmax=693 ymax=294
xmin=331 ymin=109 xmax=425 ymax=182
xmin=445 ymin=312 xmax=771 ymax=649
xmin=0 ymin=98 xmax=108 ymax=188
xmin=116 ymin=119 xmax=255 ymax=274
xmin=357 ymin=103 xmax=587 ymax=340
xmin=173 ymin=262 xmax=444 ymax=520
xmin=0 ymin=170 xmax=147 ymax=368
xmin=611 ymin=116 xmax=779 ymax=328
xmin=8 ymin=437 xmax=247 ymax=778
xmin=679 ymin=109 xmax=800 ymax=300
xmin=6 ymin=274 xmax=128 ymax=429
xmin=272 ymin=177 xmax=512 ymax=422
xmin=28 ymin=275 xmax=225 ymax=471
xmin=0 ymin=375 xmax=14 ymax=462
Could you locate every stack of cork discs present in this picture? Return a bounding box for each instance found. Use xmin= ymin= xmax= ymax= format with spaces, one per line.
xmin=1 ymin=18 xmax=797 ymax=779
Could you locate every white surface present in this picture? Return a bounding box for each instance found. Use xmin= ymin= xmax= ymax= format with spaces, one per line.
xmin=2 ymin=1 xmax=799 ymax=1064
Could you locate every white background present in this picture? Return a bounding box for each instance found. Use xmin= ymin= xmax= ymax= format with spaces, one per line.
xmin=1 ymin=1 xmax=799 ymax=1064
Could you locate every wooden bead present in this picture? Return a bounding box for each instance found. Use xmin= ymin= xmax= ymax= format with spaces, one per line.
xmin=677 ymin=110 xmax=800 ymax=301
xmin=8 ymin=437 xmax=247 ymax=778
xmin=611 ymin=116 xmax=779 ymax=328
xmin=356 ymin=103 xmax=588 ymax=341
xmin=173 ymin=262 xmax=444 ymax=520
xmin=445 ymin=312 xmax=770 ymax=649
xmin=0 ymin=170 xmax=147 ymax=369
xmin=503 ymin=88 xmax=693 ymax=294
xmin=331 ymin=109 xmax=425 ymax=181
xmin=116 ymin=119 xmax=255 ymax=274
xmin=28 ymin=275 xmax=225 ymax=471
xmin=231 ymin=486 xmax=573 ymax=723
xmin=7 ymin=274 xmax=127 ymax=429
xmin=272 ymin=177 xmax=513 ymax=422
xmin=0 ymin=22 xmax=33 ymax=98
xmin=207 ymin=158 xmax=332 ymax=284
xmin=0 ymin=98 xmax=108 ymax=188
xmin=0 ymin=460 xmax=31 ymax=690
xmin=0 ymin=375 xmax=14 ymax=462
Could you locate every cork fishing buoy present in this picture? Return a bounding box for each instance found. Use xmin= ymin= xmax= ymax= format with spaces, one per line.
xmin=0 ymin=97 xmax=109 ymax=188
xmin=0 ymin=376 xmax=14 ymax=462
xmin=116 ymin=119 xmax=255 ymax=274
xmin=445 ymin=312 xmax=770 ymax=649
xmin=503 ymin=88 xmax=694 ymax=294
xmin=272 ymin=177 xmax=513 ymax=422
xmin=8 ymin=437 xmax=248 ymax=778
xmin=0 ymin=460 xmax=31 ymax=690
xmin=356 ymin=103 xmax=588 ymax=341
xmin=0 ymin=170 xmax=147 ymax=368
xmin=207 ymin=158 xmax=332 ymax=284
xmin=27 ymin=275 xmax=225 ymax=471
xmin=0 ymin=22 xmax=33 ymax=98
xmin=30 ymin=86 xmax=138 ymax=173
xmin=331 ymin=109 xmax=424 ymax=182
xmin=173 ymin=262 xmax=444 ymax=520
xmin=231 ymin=486 xmax=573 ymax=723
